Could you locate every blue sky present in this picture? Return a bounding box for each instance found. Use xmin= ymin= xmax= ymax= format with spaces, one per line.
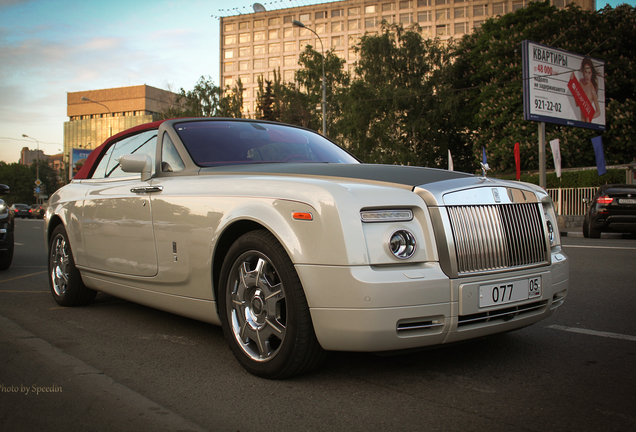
xmin=0 ymin=0 xmax=633 ymax=163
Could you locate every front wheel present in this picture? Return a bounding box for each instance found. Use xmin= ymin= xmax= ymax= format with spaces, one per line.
xmin=218 ymin=230 xmax=325 ymax=379
xmin=48 ymin=224 xmax=96 ymax=306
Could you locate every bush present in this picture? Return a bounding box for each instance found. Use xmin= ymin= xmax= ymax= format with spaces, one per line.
xmin=496 ymin=169 xmax=626 ymax=188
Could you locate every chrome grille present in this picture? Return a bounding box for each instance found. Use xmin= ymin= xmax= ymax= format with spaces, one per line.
xmin=447 ymin=203 xmax=548 ymax=275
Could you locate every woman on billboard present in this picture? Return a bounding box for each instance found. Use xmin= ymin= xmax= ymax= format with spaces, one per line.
xmin=568 ymin=57 xmax=601 ymax=123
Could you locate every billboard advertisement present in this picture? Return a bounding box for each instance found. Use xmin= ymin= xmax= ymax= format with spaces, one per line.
xmin=522 ymin=40 xmax=605 ymax=131
xmin=71 ymin=148 xmax=92 ymax=179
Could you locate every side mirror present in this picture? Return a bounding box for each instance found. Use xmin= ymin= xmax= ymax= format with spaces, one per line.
xmin=119 ymin=154 xmax=153 ymax=182
xmin=0 ymin=184 xmax=9 ymax=195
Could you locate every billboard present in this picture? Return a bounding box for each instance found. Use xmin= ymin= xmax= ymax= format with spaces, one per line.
xmin=71 ymin=148 xmax=92 ymax=179
xmin=522 ymin=40 xmax=605 ymax=131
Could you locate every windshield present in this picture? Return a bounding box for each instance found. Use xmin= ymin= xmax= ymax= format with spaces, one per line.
xmin=174 ymin=120 xmax=359 ymax=167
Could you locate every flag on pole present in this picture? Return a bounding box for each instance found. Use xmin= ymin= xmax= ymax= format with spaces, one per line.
xmin=549 ymin=138 xmax=562 ymax=178
xmin=591 ymin=136 xmax=606 ymax=176
xmin=448 ymin=149 xmax=454 ymax=171
xmin=514 ymin=142 xmax=521 ymax=180
xmin=482 ymin=147 xmax=487 ymax=166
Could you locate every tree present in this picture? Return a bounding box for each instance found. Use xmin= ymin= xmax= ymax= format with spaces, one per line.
xmin=450 ymin=2 xmax=636 ymax=173
xmin=164 ymin=76 xmax=244 ymax=119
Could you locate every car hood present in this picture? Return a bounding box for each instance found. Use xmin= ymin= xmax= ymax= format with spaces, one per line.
xmin=199 ymin=163 xmax=472 ymax=188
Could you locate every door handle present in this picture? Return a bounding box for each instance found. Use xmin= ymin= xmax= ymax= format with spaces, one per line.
xmin=130 ymin=186 xmax=164 ymax=194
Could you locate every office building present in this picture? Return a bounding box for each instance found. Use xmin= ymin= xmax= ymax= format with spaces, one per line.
xmin=219 ymin=0 xmax=595 ymax=117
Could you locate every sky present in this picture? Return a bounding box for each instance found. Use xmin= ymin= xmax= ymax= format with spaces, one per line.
xmin=0 ymin=0 xmax=633 ymax=164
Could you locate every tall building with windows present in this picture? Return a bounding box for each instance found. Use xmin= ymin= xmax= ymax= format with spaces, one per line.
xmin=220 ymin=0 xmax=595 ymax=117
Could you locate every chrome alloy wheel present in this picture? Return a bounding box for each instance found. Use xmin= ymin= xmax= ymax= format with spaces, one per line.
xmin=50 ymin=234 xmax=70 ymax=297
xmin=228 ymin=251 xmax=287 ymax=362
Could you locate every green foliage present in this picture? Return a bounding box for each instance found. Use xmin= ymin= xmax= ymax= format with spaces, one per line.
xmin=0 ymin=161 xmax=61 ymax=205
xmin=164 ymin=76 xmax=244 ymax=118
xmin=496 ymin=168 xmax=626 ymax=188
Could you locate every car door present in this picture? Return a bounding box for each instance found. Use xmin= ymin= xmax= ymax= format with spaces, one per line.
xmin=81 ymin=129 xmax=159 ymax=277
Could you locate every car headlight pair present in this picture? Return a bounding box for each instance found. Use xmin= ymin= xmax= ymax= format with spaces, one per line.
xmin=360 ymin=209 xmax=417 ymax=260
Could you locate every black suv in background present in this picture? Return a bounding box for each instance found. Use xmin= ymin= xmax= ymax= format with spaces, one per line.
xmin=583 ymin=184 xmax=636 ymax=238
xmin=0 ymin=185 xmax=14 ymax=269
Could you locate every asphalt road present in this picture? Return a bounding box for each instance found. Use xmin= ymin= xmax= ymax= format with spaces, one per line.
xmin=1 ymin=219 xmax=635 ymax=432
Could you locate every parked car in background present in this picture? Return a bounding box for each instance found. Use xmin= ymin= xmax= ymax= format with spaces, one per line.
xmin=0 ymin=185 xmax=14 ymax=270
xmin=30 ymin=203 xmax=46 ymax=219
xmin=45 ymin=118 xmax=569 ymax=379
xmin=583 ymin=184 xmax=636 ymax=238
xmin=10 ymin=203 xmax=32 ymax=219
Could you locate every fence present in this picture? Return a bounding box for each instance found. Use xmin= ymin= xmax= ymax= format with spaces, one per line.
xmin=547 ymin=187 xmax=596 ymax=216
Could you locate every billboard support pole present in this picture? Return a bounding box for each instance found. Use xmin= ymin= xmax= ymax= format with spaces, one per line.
xmin=539 ymin=122 xmax=546 ymax=189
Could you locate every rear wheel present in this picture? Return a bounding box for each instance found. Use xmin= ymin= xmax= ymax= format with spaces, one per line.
xmin=48 ymin=224 xmax=96 ymax=306
xmin=219 ymin=230 xmax=325 ymax=379
xmin=0 ymin=244 xmax=13 ymax=270
xmin=582 ymin=219 xmax=589 ymax=238
xmin=588 ymin=224 xmax=601 ymax=239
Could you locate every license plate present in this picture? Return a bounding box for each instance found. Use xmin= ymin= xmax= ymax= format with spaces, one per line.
xmin=479 ymin=277 xmax=541 ymax=308
xmin=619 ymin=198 xmax=636 ymax=204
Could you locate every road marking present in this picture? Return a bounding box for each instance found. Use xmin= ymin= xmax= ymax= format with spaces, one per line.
xmin=0 ymin=271 xmax=47 ymax=284
xmin=563 ymin=245 xmax=636 ymax=250
xmin=547 ymin=325 xmax=636 ymax=342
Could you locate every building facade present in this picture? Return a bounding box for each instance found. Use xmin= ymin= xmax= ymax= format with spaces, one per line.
xmin=64 ymin=85 xmax=178 ymax=158
xmin=220 ymin=0 xmax=595 ymax=117
xmin=19 ymin=147 xmax=46 ymax=166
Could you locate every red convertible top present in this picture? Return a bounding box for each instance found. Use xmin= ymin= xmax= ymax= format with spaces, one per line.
xmin=74 ymin=119 xmax=167 ymax=179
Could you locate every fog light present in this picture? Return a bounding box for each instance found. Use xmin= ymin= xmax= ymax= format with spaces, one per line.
xmin=389 ymin=230 xmax=416 ymax=259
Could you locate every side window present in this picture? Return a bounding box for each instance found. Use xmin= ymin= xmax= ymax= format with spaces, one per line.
xmin=91 ymin=130 xmax=158 ymax=179
xmin=161 ymin=133 xmax=185 ymax=173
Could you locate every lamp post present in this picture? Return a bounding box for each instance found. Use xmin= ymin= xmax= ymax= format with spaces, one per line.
xmin=292 ymin=19 xmax=327 ymax=137
xmin=22 ymin=134 xmax=40 ymax=203
xmin=81 ymin=96 xmax=112 ymax=137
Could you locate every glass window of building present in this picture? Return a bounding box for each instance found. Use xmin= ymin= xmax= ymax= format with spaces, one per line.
xmin=239 ymin=60 xmax=249 ymax=71
xmin=254 ymin=44 xmax=265 ymax=55
xmin=436 ymin=8 xmax=450 ymax=20
xmin=420 ymin=25 xmax=432 ymax=37
xmin=239 ymin=74 xmax=249 ymax=85
xmin=382 ymin=3 xmax=395 ymax=11
xmin=418 ymin=0 xmax=431 ymax=6
xmin=454 ymin=0 xmax=466 ymax=2
xmin=365 ymin=16 xmax=378 ymax=27
xmin=436 ymin=24 xmax=449 ymax=36
xmin=243 ymin=88 xmax=250 ymax=98
xmin=239 ymin=21 xmax=249 ymax=30
xmin=299 ymin=39 xmax=310 ymax=50
xmin=269 ymin=29 xmax=280 ymax=39
xmin=399 ymin=1 xmax=412 ymax=9
xmin=254 ymin=58 xmax=265 ymax=68
xmin=284 ymin=15 xmax=293 ymax=24
xmin=284 ymin=41 xmax=294 ymax=52
xmin=473 ymin=4 xmax=488 ymax=16
xmin=254 ymin=30 xmax=265 ymax=41
xmin=493 ymin=2 xmax=507 ymax=14
xmin=315 ymin=11 xmax=327 ymax=19
xmin=284 ymin=27 xmax=294 ymax=38
xmin=332 ymin=21 xmax=344 ymax=32
xmin=349 ymin=34 xmax=361 ymax=45
xmin=473 ymin=19 xmax=485 ymax=28
xmin=254 ymin=19 xmax=264 ymax=28
xmin=239 ymin=33 xmax=250 ymax=43
xmin=454 ymin=7 xmax=468 ymax=18
xmin=284 ymin=70 xmax=294 ymax=82
xmin=348 ymin=48 xmax=358 ymax=60
xmin=268 ymin=71 xmax=276 ymax=80
xmin=316 ymin=23 xmax=326 ymax=34
xmin=348 ymin=19 xmax=360 ymax=30
xmin=365 ymin=5 xmax=377 ymax=14
xmin=331 ymin=35 xmax=343 ymax=47
xmin=513 ymin=0 xmax=528 ymax=10
xmin=224 ymin=62 xmax=234 ymax=72
xmin=268 ymin=43 xmax=280 ymax=54
xmin=400 ymin=13 xmax=412 ymax=24
xmin=268 ymin=17 xmax=280 ymax=26
xmin=334 ymin=50 xmax=344 ymax=58
xmin=383 ymin=14 xmax=396 ymax=23
xmin=224 ymin=34 xmax=236 ymax=45
xmin=268 ymin=57 xmax=280 ymax=68
xmin=435 ymin=0 xmax=447 ymax=4
xmin=224 ymin=77 xmax=234 ymax=87
xmin=224 ymin=49 xmax=234 ymax=59
xmin=332 ymin=9 xmax=343 ymax=17
xmin=239 ymin=46 xmax=250 ymax=57
xmin=300 ymin=27 xmax=311 ymax=36
xmin=224 ymin=23 xmax=235 ymax=32
xmin=284 ymin=55 xmax=295 ymax=66
xmin=299 ymin=13 xmax=310 ymax=21
xmin=454 ymin=22 xmax=466 ymax=34
xmin=418 ymin=11 xmax=431 ymax=21
xmin=349 ymin=7 xmax=360 ymax=15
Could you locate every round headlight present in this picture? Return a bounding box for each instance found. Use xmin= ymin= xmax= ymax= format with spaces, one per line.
xmin=389 ymin=230 xmax=416 ymax=259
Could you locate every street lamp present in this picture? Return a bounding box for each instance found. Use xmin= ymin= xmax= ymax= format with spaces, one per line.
xmin=292 ymin=19 xmax=327 ymax=137
xmin=22 ymin=134 xmax=40 ymax=203
xmin=81 ymin=96 xmax=112 ymax=137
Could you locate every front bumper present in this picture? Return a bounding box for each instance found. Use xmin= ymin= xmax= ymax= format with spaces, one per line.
xmin=298 ymin=250 xmax=569 ymax=352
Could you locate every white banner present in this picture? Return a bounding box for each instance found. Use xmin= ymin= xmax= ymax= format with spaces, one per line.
xmin=522 ymin=40 xmax=605 ymax=131
xmin=549 ymin=138 xmax=561 ymax=178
